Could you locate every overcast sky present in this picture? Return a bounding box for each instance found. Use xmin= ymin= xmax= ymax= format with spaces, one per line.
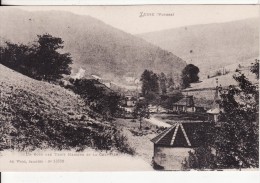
xmin=17 ymin=5 xmax=259 ymax=34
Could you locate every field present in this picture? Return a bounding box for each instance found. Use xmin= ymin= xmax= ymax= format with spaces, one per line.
xmin=188 ymin=66 xmax=258 ymax=90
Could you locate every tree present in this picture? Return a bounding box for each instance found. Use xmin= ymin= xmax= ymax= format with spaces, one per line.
xmin=0 ymin=34 xmax=72 ymax=82
xmin=186 ymin=124 xmax=216 ymax=170
xmin=187 ymin=60 xmax=259 ymax=170
xmin=141 ymin=70 xmax=152 ymax=96
xmin=133 ymin=100 xmax=150 ymax=130
xmin=166 ymin=76 xmax=175 ymax=93
xmin=185 ymin=59 xmax=259 ymax=170
xmin=0 ymin=42 xmax=32 ymax=74
xmin=215 ymin=70 xmax=259 ymax=168
xmin=33 ymin=34 xmax=72 ymax=81
xmin=159 ymin=72 xmax=167 ymax=95
xmin=181 ymin=64 xmax=200 ymax=88
xmin=140 ymin=70 xmax=159 ymax=101
xmin=250 ymin=59 xmax=259 ymax=79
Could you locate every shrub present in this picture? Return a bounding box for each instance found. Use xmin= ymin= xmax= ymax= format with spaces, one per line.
xmin=113 ymin=130 xmax=135 ymax=155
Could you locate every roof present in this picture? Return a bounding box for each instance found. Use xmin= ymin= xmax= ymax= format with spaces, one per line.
xmin=91 ymin=74 xmax=101 ymax=80
xmin=207 ymin=107 xmax=221 ymax=114
xmin=151 ymin=122 xmax=213 ymax=148
xmin=173 ymin=96 xmax=194 ymax=107
xmin=193 ymin=98 xmax=213 ymax=109
xmin=94 ymin=82 xmax=114 ymax=95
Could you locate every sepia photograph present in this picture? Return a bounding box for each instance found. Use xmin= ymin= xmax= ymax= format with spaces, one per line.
xmin=0 ymin=5 xmax=259 ymax=171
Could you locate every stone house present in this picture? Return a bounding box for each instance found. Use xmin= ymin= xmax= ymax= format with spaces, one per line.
xmin=151 ymin=122 xmax=213 ymax=170
xmin=172 ymin=95 xmax=196 ymax=113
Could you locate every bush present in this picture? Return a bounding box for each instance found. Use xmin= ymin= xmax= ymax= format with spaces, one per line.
xmin=186 ymin=148 xmax=216 ymax=170
xmin=1 ymin=108 xmax=135 ymax=154
xmin=67 ymin=78 xmax=122 ymax=119
xmin=113 ymin=130 xmax=135 ymax=155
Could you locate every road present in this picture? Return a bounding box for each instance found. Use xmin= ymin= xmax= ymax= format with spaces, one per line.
xmin=145 ymin=116 xmax=171 ymax=128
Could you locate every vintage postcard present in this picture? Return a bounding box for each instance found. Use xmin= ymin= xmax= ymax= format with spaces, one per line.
xmin=0 ymin=5 xmax=259 ymax=171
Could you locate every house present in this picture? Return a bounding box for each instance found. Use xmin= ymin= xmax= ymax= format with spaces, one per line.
xmin=126 ymin=95 xmax=137 ymax=107
xmin=193 ymin=97 xmax=212 ymax=113
xmin=148 ymin=105 xmax=158 ymax=113
xmin=121 ymin=95 xmax=138 ymax=118
xmin=151 ymin=122 xmax=213 ymax=170
xmin=173 ymin=95 xmax=196 ymax=113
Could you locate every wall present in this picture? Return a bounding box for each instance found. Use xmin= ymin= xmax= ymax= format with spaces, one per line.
xmin=153 ymin=145 xmax=194 ymax=170
xmin=187 ymin=107 xmax=196 ymax=113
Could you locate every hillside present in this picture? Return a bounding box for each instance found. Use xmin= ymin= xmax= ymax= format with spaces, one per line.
xmin=0 ymin=64 xmax=133 ymax=153
xmin=181 ymin=63 xmax=259 ymax=101
xmin=0 ymin=8 xmax=186 ymax=85
xmin=139 ymin=18 xmax=259 ymax=78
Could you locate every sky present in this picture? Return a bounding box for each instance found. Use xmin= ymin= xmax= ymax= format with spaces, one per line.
xmin=17 ymin=5 xmax=260 ymax=34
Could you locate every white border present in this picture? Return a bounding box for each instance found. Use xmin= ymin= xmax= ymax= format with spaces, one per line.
xmin=1 ymin=0 xmax=260 ymax=5
xmin=0 ymin=1 xmax=259 ymax=183
xmin=2 ymin=172 xmax=260 ymax=183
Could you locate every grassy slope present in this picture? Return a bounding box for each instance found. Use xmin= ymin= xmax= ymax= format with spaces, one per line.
xmin=0 ymin=64 xmax=133 ymax=153
xmin=187 ymin=68 xmax=258 ymax=91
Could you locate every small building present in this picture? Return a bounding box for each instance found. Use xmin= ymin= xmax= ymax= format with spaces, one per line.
xmin=151 ymin=122 xmax=213 ymax=170
xmin=123 ymin=95 xmax=137 ymax=107
xmin=121 ymin=95 xmax=138 ymax=118
xmin=207 ymin=87 xmax=222 ymax=123
xmin=173 ymin=95 xmax=196 ymax=113
xmin=148 ymin=105 xmax=158 ymax=113
xmin=207 ymin=108 xmax=221 ymax=122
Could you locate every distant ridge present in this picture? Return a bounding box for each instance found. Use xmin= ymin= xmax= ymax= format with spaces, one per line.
xmin=138 ymin=17 xmax=259 ymax=78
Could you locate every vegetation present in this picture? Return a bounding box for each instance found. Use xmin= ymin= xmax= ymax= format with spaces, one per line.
xmin=0 ymin=34 xmax=72 ymax=82
xmin=250 ymin=59 xmax=259 ymax=79
xmin=159 ymin=72 xmax=167 ymax=95
xmin=185 ymin=124 xmax=216 ymax=170
xmin=66 ymin=78 xmax=122 ymax=120
xmin=133 ymin=100 xmax=150 ymax=130
xmin=140 ymin=70 xmax=159 ymax=98
xmin=186 ymin=59 xmax=259 ymax=170
xmin=0 ymin=64 xmax=134 ymax=154
xmin=215 ymin=60 xmax=259 ymax=169
xmin=1 ymin=9 xmax=186 ymax=83
xmin=181 ymin=64 xmax=200 ymax=88
xmin=0 ymin=34 xmax=134 ymax=154
xmin=140 ymin=69 xmax=178 ymax=105
xmin=159 ymin=93 xmax=183 ymax=110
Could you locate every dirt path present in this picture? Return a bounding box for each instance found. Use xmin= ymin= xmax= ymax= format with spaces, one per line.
xmin=145 ymin=116 xmax=171 ymax=127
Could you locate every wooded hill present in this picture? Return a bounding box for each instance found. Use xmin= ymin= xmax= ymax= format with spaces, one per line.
xmin=0 ymin=8 xmax=186 ymax=85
